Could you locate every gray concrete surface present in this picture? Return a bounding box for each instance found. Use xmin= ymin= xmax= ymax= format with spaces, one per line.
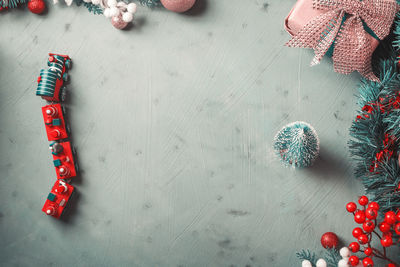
xmin=1 ymin=0 xmax=397 ymax=266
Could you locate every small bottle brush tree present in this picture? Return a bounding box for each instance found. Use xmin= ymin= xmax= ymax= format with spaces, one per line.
xmin=274 ymin=121 xmax=320 ymax=168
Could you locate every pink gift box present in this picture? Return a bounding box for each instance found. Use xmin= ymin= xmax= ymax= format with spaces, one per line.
xmin=284 ymin=0 xmax=379 ymax=56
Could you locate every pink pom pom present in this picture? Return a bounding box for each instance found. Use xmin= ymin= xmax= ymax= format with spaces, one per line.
xmin=111 ymin=15 xmax=128 ymax=30
xmin=160 ymin=0 xmax=195 ymax=13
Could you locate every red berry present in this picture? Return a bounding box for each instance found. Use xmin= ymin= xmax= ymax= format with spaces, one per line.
xmin=359 ymin=196 xmax=369 ymax=206
xmin=364 ymin=247 xmax=373 ymax=256
xmin=349 ymin=255 xmax=360 ymax=266
xmin=362 ymin=220 xmax=375 ymax=233
xmin=396 ymin=211 xmax=400 ymax=222
xmin=358 ymin=234 xmax=369 ymax=244
xmin=347 ymin=202 xmax=357 ymax=213
xmin=395 ymin=222 xmax=400 ymax=235
xmin=349 ymin=242 xmax=360 ymax=253
xmin=362 ymin=257 xmax=374 ymax=267
xmin=352 ymin=227 xmax=363 ymax=238
xmin=379 ymin=222 xmax=391 ymax=232
xmin=365 ymin=208 xmax=378 ymax=220
xmin=381 ymin=235 xmax=393 ymax=247
xmin=368 ymin=202 xmax=379 ymax=210
xmin=320 ymin=232 xmax=339 ymax=249
xmin=354 ymin=210 xmax=366 ymax=224
xmin=387 ymin=264 xmax=396 ymax=267
xmin=385 ymin=211 xmax=396 ymax=224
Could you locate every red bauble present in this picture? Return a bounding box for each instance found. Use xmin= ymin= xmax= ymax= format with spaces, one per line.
xmin=352 ymin=227 xmax=363 ymax=238
xmin=347 ymin=202 xmax=357 ymax=213
xmin=27 ymin=0 xmax=45 ymax=14
xmin=379 ymin=222 xmax=391 ymax=232
xmin=349 ymin=255 xmax=360 ymax=266
xmin=358 ymin=234 xmax=369 ymax=244
xmin=368 ymin=202 xmax=379 ymax=210
xmin=364 ymin=247 xmax=372 ymax=256
xmin=394 ymin=222 xmax=400 ymax=235
xmin=320 ymin=232 xmax=339 ymax=249
xmin=384 ymin=211 xmax=396 ymax=224
xmin=365 ymin=208 xmax=378 ymax=220
xmin=354 ymin=210 xmax=366 ymax=224
xmin=349 ymin=242 xmax=360 ymax=253
xmin=362 ymin=220 xmax=375 ymax=233
xmin=359 ymin=195 xmax=369 ymax=206
xmin=362 ymin=257 xmax=374 ymax=267
xmin=381 ymin=235 xmax=393 ymax=247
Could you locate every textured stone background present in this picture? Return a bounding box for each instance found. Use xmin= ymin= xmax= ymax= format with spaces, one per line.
xmin=1 ymin=0 xmax=398 ymax=266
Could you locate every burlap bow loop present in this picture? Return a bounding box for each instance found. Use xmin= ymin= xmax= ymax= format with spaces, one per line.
xmin=286 ymin=0 xmax=399 ymax=81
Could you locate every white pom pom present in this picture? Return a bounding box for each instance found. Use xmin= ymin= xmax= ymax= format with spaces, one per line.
xmin=107 ymin=0 xmax=117 ymax=7
xmin=127 ymin=2 xmax=137 ymax=13
xmin=338 ymin=259 xmax=349 ymax=267
xmin=104 ymin=8 xmax=112 ymax=18
xmin=83 ymin=0 xmax=91 ymax=3
xmin=91 ymin=0 xmax=100 ymax=4
xmin=301 ymin=260 xmax=312 ymax=267
xmin=316 ymin=259 xmax=327 ymax=267
xmin=110 ymin=6 xmax=120 ymax=17
xmin=339 ymin=247 xmax=351 ymax=258
xmin=116 ymin=1 xmax=127 ymax=8
xmin=122 ymin=12 xmax=133 ymax=22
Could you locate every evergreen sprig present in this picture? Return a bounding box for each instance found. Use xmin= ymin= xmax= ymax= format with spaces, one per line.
xmin=75 ymin=0 xmax=103 ymax=14
xmin=296 ymin=249 xmax=340 ymax=267
xmin=0 ymin=0 xmax=26 ymax=8
xmin=138 ymin=0 xmax=160 ymax=8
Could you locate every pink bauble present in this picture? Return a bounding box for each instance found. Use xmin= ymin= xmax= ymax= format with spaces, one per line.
xmin=111 ymin=15 xmax=128 ymax=30
xmin=160 ymin=0 xmax=196 ymax=13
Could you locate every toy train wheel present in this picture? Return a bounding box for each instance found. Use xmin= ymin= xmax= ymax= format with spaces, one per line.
xmin=62 ymin=73 xmax=68 ymax=82
xmin=60 ymin=86 xmax=67 ymax=102
xmin=65 ymin=59 xmax=72 ymax=70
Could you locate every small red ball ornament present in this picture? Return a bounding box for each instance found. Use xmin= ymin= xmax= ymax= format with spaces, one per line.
xmin=365 ymin=208 xmax=378 ymax=220
xmin=381 ymin=235 xmax=393 ymax=247
xmin=359 ymin=195 xmax=369 ymax=206
xmin=362 ymin=220 xmax=375 ymax=233
xmin=349 ymin=242 xmax=360 ymax=253
xmin=352 ymin=227 xmax=363 ymax=238
xmin=364 ymin=247 xmax=373 ymax=256
xmin=349 ymin=255 xmax=360 ymax=266
xmin=394 ymin=222 xmax=400 ymax=235
xmin=358 ymin=234 xmax=369 ymax=244
xmin=387 ymin=264 xmax=396 ymax=267
xmin=362 ymin=257 xmax=374 ymax=267
xmin=160 ymin=0 xmax=196 ymax=13
xmin=367 ymin=202 xmax=379 ymax=210
xmin=379 ymin=222 xmax=391 ymax=232
xmin=346 ymin=202 xmax=357 ymax=213
xmin=396 ymin=211 xmax=400 ymax=221
xmin=320 ymin=232 xmax=339 ymax=248
xmin=354 ymin=210 xmax=366 ymax=224
xmin=385 ymin=211 xmax=396 ymax=224
xmin=27 ymin=0 xmax=46 ymax=14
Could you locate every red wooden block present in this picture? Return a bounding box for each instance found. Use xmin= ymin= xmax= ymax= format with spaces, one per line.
xmin=42 ymin=103 xmax=68 ymax=141
xmin=50 ymin=141 xmax=77 ymax=179
xmin=42 ymin=180 xmax=74 ymax=219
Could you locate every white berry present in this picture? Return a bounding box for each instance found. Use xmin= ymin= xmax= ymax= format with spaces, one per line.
xmin=107 ymin=0 xmax=117 ymax=7
xmin=122 ymin=12 xmax=133 ymax=22
xmin=301 ymin=260 xmax=312 ymax=267
xmin=339 ymin=247 xmax=351 ymax=258
xmin=110 ymin=6 xmax=120 ymax=17
xmin=83 ymin=0 xmax=91 ymax=3
xmin=104 ymin=8 xmax=112 ymax=17
xmin=127 ymin=2 xmax=137 ymax=13
xmin=338 ymin=259 xmax=350 ymax=267
xmin=316 ymin=258 xmax=327 ymax=267
xmin=92 ymin=0 xmax=100 ymax=4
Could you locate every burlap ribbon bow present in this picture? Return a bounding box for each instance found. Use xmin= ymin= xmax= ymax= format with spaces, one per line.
xmin=286 ymin=0 xmax=399 ymax=81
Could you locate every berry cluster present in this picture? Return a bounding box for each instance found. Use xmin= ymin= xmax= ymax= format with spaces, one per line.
xmin=344 ymin=196 xmax=400 ymax=267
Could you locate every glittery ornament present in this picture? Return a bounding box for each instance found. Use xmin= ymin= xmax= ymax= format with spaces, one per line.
xmin=160 ymin=0 xmax=195 ymax=13
xmin=111 ymin=15 xmax=128 ymax=30
xmin=27 ymin=0 xmax=46 ymax=14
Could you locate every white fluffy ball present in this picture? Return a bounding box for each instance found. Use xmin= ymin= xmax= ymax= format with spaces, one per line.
xmin=127 ymin=2 xmax=137 ymax=13
xmin=301 ymin=260 xmax=312 ymax=267
xmin=316 ymin=259 xmax=327 ymax=267
xmin=83 ymin=0 xmax=91 ymax=3
xmin=104 ymin=8 xmax=112 ymax=18
xmin=339 ymin=247 xmax=351 ymax=258
xmin=91 ymin=0 xmax=100 ymax=4
xmin=110 ymin=6 xmax=120 ymax=17
xmin=107 ymin=0 xmax=117 ymax=7
xmin=122 ymin=12 xmax=133 ymax=22
xmin=338 ymin=259 xmax=349 ymax=267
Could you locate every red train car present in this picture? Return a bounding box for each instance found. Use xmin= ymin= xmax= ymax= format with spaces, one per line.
xmin=41 ymin=103 xmax=69 ymax=141
xmin=50 ymin=141 xmax=78 ymax=179
xmin=42 ymin=180 xmax=74 ymax=219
